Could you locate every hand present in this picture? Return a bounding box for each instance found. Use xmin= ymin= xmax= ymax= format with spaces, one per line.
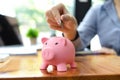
xmin=95 ymin=47 xmax=117 ymax=55
xmin=45 ymin=3 xmax=78 ymax=40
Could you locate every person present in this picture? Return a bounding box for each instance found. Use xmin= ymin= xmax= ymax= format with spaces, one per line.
xmin=45 ymin=0 xmax=120 ymax=55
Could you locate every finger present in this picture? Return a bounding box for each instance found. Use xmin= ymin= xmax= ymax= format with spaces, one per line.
xmin=51 ymin=8 xmax=61 ymax=25
xmin=46 ymin=10 xmax=59 ymax=25
xmin=47 ymin=19 xmax=59 ymax=27
xmin=46 ymin=10 xmax=56 ymax=22
xmin=46 ymin=9 xmax=63 ymax=28
xmin=57 ymin=3 xmax=69 ymax=14
xmin=46 ymin=10 xmax=53 ymax=19
xmin=61 ymin=14 xmax=77 ymax=29
xmin=46 ymin=14 xmax=65 ymax=31
xmin=49 ymin=25 xmax=62 ymax=30
xmin=51 ymin=3 xmax=68 ymax=25
xmin=61 ymin=14 xmax=75 ymax=22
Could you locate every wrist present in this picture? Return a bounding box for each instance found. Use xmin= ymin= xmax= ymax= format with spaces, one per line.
xmin=63 ymin=30 xmax=78 ymax=41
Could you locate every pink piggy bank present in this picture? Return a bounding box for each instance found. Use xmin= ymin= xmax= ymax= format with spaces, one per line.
xmin=40 ymin=37 xmax=76 ymax=71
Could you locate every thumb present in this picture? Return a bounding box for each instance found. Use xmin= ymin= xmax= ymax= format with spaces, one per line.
xmin=61 ymin=14 xmax=77 ymax=27
xmin=61 ymin=14 xmax=73 ymax=21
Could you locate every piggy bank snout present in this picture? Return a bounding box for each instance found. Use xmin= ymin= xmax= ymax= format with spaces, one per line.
xmin=42 ymin=48 xmax=55 ymax=60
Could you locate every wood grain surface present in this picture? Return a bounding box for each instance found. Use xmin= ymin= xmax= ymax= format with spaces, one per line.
xmin=0 ymin=51 xmax=120 ymax=80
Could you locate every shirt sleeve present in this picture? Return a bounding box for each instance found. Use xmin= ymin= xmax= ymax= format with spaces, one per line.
xmin=73 ymin=5 xmax=101 ymax=51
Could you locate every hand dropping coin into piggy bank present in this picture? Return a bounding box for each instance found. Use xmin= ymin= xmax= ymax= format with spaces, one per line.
xmin=40 ymin=37 xmax=77 ymax=72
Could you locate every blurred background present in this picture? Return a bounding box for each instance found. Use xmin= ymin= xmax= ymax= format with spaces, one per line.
xmin=0 ymin=0 xmax=105 ymax=50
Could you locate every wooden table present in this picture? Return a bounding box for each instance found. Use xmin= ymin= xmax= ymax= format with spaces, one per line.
xmin=0 ymin=51 xmax=120 ymax=80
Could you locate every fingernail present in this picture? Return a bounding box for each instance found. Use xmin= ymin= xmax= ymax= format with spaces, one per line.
xmin=57 ymin=19 xmax=63 ymax=28
xmin=57 ymin=19 xmax=61 ymax=25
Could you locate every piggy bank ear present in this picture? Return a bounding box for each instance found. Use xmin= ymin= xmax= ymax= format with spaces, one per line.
xmin=41 ymin=37 xmax=48 ymax=44
xmin=60 ymin=38 xmax=67 ymax=46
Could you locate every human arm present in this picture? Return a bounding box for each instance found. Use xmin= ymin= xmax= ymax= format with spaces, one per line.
xmin=94 ymin=47 xmax=117 ymax=55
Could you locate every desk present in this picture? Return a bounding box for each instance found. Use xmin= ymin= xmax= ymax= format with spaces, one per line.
xmin=0 ymin=51 xmax=120 ymax=80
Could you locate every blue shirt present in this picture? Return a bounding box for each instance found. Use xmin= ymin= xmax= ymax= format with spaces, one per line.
xmin=73 ymin=0 xmax=120 ymax=55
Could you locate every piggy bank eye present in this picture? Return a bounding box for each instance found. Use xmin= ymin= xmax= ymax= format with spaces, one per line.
xmin=55 ymin=42 xmax=58 ymax=45
xmin=45 ymin=42 xmax=47 ymax=45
